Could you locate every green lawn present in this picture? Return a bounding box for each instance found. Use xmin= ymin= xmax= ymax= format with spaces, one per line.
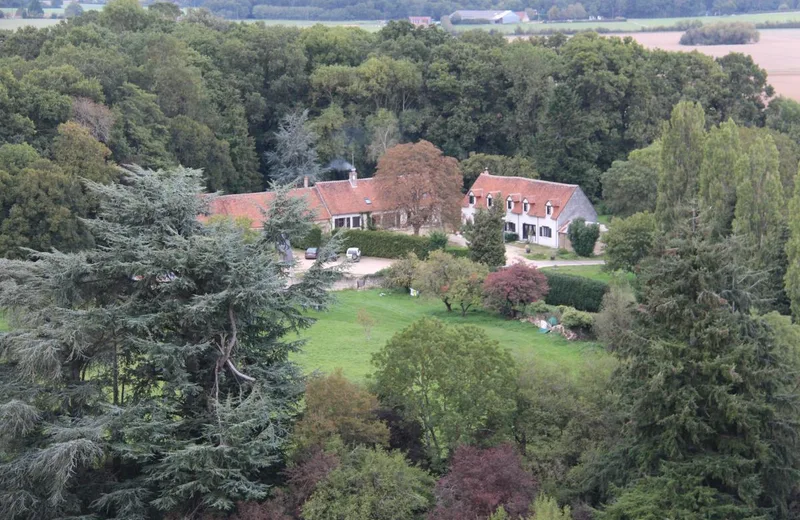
xmin=0 ymin=313 xmax=7 ymax=332
xmin=292 ymin=289 xmax=602 ymax=381
xmin=541 ymin=264 xmax=611 ymax=282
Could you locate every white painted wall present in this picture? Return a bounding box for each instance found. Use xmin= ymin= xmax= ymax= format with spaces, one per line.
xmin=461 ymin=202 xmax=560 ymax=248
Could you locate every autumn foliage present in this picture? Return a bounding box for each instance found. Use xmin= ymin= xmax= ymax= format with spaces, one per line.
xmin=292 ymin=369 xmax=389 ymax=453
xmin=375 ymin=140 xmax=463 ymax=234
xmin=482 ymin=262 xmax=549 ymax=317
xmin=429 ymin=444 xmax=538 ymax=520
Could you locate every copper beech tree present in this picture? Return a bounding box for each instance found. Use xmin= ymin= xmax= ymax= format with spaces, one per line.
xmin=375 ymin=140 xmax=463 ymax=235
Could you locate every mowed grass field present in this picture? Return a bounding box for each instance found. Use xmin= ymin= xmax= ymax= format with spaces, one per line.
xmin=541 ymin=264 xmax=613 ymax=283
xmin=292 ymin=288 xmax=603 ymax=381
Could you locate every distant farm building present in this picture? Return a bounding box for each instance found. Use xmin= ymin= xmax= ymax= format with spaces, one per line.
xmin=450 ymin=10 xmax=521 ymax=24
xmin=408 ymin=16 xmax=433 ymax=26
xmin=515 ymin=11 xmax=531 ymax=22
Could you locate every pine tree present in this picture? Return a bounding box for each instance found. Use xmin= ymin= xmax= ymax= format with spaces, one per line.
xmin=0 ymin=166 xmax=341 ymax=518
xmin=463 ymin=206 xmax=506 ymax=269
xmin=699 ymin=118 xmax=741 ymax=239
xmin=266 ymin=109 xmax=323 ymax=186
xmin=599 ymin=229 xmax=800 ymax=519
xmin=655 ymin=101 xmax=706 ymax=232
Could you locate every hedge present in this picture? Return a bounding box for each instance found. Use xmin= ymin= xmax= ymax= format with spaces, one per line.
xmin=340 ymin=229 xmax=431 ymax=259
xmin=445 ymin=246 xmax=470 ymax=258
xmin=542 ymin=271 xmax=607 ymax=312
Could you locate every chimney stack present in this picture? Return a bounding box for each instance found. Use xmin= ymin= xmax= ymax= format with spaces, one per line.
xmin=303 ymin=175 xmax=309 ymax=188
xmin=349 ymin=168 xmax=358 ymax=188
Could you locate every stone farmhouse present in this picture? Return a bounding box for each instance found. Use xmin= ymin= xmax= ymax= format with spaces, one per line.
xmin=462 ymin=171 xmax=598 ymax=250
xmin=206 ymin=169 xmax=403 ymax=232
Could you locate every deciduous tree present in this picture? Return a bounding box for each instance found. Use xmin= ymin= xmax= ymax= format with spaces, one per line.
xmin=375 ymin=140 xmax=463 ymax=234
xmin=482 ymin=261 xmax=549 ymax=318
xmin=372 ymin=318 xmax=517 ymax=463
xmin=656 ymin=101 xmax=706 ymax=231
xmin=786 ymin=167 xmax=800 ymax=320
xmin=302 ymin=447 xmax=434 ymax=520
xmin=429 ymin=444 xmax=537 ymax=520
xmin=413 ymin=250 xmax=488 ymax=315
xmin=292 ymin=369 xmax=389 ymax=454
xmin=602 ymin=212 xmax=658 ymax=272
xmin=699 ymin=119 xmax=741 ymax=238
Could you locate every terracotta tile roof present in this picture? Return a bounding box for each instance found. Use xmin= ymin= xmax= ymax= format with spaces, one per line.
xmin=204 ymin=187 xmax=330 ymax=229
xmin=315 ymin=178 xmax=391 ymax=215
xmin=203 ymin=175 xmax=395 ymax=229
xmin=463 ymin=173 xmax=578 ymax=219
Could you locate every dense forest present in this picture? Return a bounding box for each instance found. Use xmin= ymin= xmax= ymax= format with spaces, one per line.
xmin=174 ymin=0 xmax=800 ymax=21
xmin=182 ymin=0 xmax=800 ymax=21
xmin=2 ymin=0 xmax=798 ymax=257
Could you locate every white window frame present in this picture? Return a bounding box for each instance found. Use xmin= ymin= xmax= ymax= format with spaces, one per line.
xmin=540 ymin=226 xmax=552 ymax=238
xmin=506 ymin=197 xmax=513 ymax=211
xmin=505 ymin=221 xmax=516 ymax=233
xmin=468 ymin=192 xmax=475 ymax=205
xmin=487 ymin=195 xmax=493 ymax=208
xmin=522 ymin=199 xmax=529 ymax=213
xmin=546 ymin=202 xmax=552 ymax=216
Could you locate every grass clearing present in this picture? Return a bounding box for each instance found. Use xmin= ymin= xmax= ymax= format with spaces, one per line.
xmin=0 ymin=313 xmax=7 ymax=332
xmin=292 ymin=288 xmax=603 ymax=381
xmin=541 ymin=264 xmax=612 ymax=283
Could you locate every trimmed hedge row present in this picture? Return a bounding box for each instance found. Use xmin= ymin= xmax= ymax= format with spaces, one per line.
xmin=542 ymin=271 xmax=608 ymax=312
xmin=340 ymin=229 xmax=432 ymax=259
xmin=445 ymin=246 xmax=470 ymax=258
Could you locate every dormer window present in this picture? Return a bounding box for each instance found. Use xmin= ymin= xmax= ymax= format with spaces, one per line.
xmin=506 ymin=197 xmax=513 ymax=210
xmin=468 ymin=192 xmax=475 ymax=205
xmin=487 ymin=195 xmax=493 ymax=208
xmin=523 ymin=199 xmax=529 ymax=213
xmin=546 ymin=202 xmax=552 ymax=216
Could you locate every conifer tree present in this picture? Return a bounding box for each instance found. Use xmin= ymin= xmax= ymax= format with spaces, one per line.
xmin=656 ymin=101 xmax=706 ymax=232
xmin=699 ymin=118 xmax=741 ymax=239
xmin=599 ymin=229 xmax=800 ymax=519
xmin=0 ymin=166 xmax=340 ymax=518
xmin=266 ymin=110 xmax=323 ymax=186
xmin=463 ymin=206 xmax=506 ymax=269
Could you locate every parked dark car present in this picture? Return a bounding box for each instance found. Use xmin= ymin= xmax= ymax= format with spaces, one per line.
xmin=305 ymin=247 xmax=338 ymax=261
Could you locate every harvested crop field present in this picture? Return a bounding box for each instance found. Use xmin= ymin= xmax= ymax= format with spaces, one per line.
xmin=623 ymin=29 xmax=800 ymax=101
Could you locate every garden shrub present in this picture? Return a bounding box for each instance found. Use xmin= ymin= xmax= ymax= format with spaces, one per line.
xmin=428 ymin=230 xmax=448 ymax=252
xmin=567 ymin=218 xmax=600 ymax=257
xmin=445 ymin=246 xmax=470 ymax=258
xmin=504 ymin=232 xmax=519 ymax=243
xmin=560 ymin=307 xmax=594 ymax=331
xmin=542 ymin=271 xmax=607 ymax=312
xmin=381 ymin=252 xmax=420 ymax=291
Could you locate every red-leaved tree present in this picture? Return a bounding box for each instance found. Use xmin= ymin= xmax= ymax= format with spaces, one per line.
xmin=482 ymin=262 xmax=549 ymax=318
xmin=429 ymin=444 xmax=538 ymax=520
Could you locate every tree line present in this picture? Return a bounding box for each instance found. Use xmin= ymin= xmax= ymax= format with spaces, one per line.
xmin=0 ymin=0 xmax=789 ymax=259
xmin=147 ymin=0 xmax=800 ymax=21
